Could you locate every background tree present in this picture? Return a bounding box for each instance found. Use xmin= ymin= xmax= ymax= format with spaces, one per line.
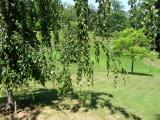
xmin=111 ymin=0 xmax=124 ymax=10
xmin=109 ymin=0 xmax=129 ymax=33
xmin=128 ymin=0 xmax=138 ymax=28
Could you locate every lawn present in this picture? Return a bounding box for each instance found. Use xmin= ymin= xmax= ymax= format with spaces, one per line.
xmin=1 ymin=55 xmax=159 ymax=120
xmin=92 ymin=72 xmax=160 ymax=120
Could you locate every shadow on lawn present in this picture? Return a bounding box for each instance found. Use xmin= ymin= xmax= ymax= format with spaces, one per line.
xmin=128 ymin=72 xmax=153 ymax=76
xmin=0 ymin=88 xmax=141 ymax=120
xmin=71 ymin=91 xmax=141 ymax=120
xmin=16 ymin=89 xmax=59 ymax=107
xmin=155 ymin=114 xmax=160 ymax=120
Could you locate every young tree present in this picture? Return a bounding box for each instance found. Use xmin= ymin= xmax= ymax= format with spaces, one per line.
xmin=113 ymin=28 xmax=157 ymax=73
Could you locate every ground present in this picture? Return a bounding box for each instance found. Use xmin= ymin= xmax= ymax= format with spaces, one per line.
xmin=37 ymin=106 xmax=122 ymax=120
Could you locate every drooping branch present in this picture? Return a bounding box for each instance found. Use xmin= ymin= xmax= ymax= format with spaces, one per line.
xmin=74 ymin=0 xmax=93 ymax=84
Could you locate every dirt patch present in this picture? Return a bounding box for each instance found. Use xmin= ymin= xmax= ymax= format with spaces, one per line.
xmin=0 ymin=104 xmax=40 ymax=120
xmin=144 ymin=58 xmax=160 ymax=68
xmin=37 ymin=106 xmax=121 ymax=120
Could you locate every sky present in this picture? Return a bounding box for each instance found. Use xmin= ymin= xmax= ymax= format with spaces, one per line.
xmin=61 ymin=0 xmax=130 ymax=11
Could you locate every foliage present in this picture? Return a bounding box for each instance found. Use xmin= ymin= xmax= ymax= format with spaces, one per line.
xmin=155 ymin=0 xmax=160 ymax=52
xmin=95 ymin=0 xmax=111 ymax=37
xmin=128 ymin=0 xmax=138 ymax=28
xmin=74 ymin=0 xmax=93 ymax=85
xmin=109 ymin=10 xmax=129 ymax=33
xmin=128 ymin=0 xmax=160 ymax=54
xmin=134 ymin=0 xmax=160 ymax=52
xmin=34 ymin=0 xmax=52 ymax=47
xmin=51 ymin=0 xmax=63 ymax=49
xmin=0 ymin=0 xmax=50 ymax=111
xmin=128 ymin=0 xmax=143 ymax=29
xmin=88 ymin=0 xmax=129 ymax=35
xmin=113 ymin=28 xmax=157 ymax=72
xmin=0 ymin=0 xmax=47 ymax=89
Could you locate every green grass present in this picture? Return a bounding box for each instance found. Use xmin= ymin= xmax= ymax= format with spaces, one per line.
xmin=2 ymin=69 xmax=159 ymax=120
xmin=120 ymin=57 xmax=160 ymax=75
xmin=92 ymin=72 xmax=160 ymax=120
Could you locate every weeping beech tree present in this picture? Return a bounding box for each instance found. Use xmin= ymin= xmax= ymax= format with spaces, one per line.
xmin=94 ymin=0 xmax=111 ymax=76
xmin=0 ymin=0 xmax=124 ymax=112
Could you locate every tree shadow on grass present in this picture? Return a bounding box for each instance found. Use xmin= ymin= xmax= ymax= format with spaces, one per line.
xmin=16 ymin=88 xmax=59 ymax=107
xmin=155 ymin=114 xmax=160 ymax=120
xmin=71 ymin=91 xmax=141 ymax=120
xmin=128 ymin=72 xmax=153 ymax=76
xmin=0 ymin=89 xmax=141 ymax=120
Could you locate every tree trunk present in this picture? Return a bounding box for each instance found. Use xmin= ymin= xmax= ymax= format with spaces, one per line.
xmin=131 ymin=58 xmax=134 ymax=73
xmin=5 ymin=87 xmax=14 ymax=112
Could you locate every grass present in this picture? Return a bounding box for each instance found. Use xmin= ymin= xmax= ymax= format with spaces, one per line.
xmin=120 ymin=57 xmax=160 ymax=75
xmin=92 ymin=72 xmax=160 ymax=120
xmin=1 ymin=71 xmax=159 ymax=120
xmin=1 ymin=56 xmax=159 ymax=120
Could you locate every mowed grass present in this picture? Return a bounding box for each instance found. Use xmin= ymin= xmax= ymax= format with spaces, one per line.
xmin=92 ymin=72 xmax=160 ymax=120
xmin=6 ymin=67 xmax=159 ymax=120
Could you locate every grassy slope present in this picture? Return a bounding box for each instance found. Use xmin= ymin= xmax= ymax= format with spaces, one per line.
xmin=92 ymin=72 xmax=160 ymax=120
